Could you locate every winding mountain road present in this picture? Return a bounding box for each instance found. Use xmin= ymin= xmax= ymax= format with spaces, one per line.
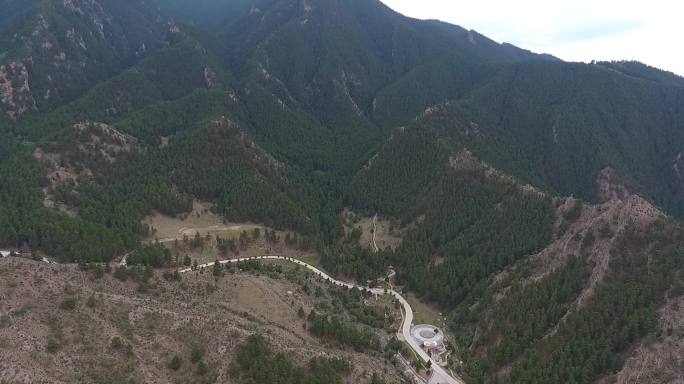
xmin=179 ymin=256 xmax=464 ymax=384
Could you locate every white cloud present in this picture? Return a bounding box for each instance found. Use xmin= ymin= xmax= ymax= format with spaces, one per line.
xmin=381 ymin=0 xmax=684 ymax=76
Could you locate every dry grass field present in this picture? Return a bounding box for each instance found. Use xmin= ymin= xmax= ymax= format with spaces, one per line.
xmin=144 ymin=201 xmax=268 ymax=243
xmin=142 ymin=200 xmax=320 ymax=265
xmin=0 ymin=257 xmax=402 ymax=384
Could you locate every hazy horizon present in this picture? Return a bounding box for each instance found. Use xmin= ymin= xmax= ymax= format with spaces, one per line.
xmin=382 ymin=0 xmax=684 ymax=77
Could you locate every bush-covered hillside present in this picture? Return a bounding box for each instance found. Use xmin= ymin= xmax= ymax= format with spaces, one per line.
xmin=0 ymin=2 xmax=683 ymax=381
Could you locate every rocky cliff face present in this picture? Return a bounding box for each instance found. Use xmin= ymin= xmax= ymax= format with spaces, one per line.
xmin=0 ymin=0 xmax=169 ymax=118
xmin=0 ymin=61 xmax=34 ymax=119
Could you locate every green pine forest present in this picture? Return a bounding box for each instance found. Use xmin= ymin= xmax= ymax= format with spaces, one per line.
xmin=0 ymin=0 xmax=683 ymax=383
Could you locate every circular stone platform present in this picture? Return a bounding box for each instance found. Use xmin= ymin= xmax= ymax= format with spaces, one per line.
xmin=410 ymin=324 xmax=445 ymax=345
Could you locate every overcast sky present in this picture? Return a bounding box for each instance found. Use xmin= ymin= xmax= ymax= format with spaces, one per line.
xmin=381 ymin=0 xmax=684 ymax=76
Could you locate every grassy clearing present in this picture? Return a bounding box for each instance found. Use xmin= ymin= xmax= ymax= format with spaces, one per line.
xmin=144 ymin=200 xmax=321 ymax=267
xmin=405 ymin=292 xmax=448 ymax=329
xmin=144 ymin=201 xmax=223 ymax=241
xmin=297 ymin=253 xmax=322 ymax=269
xmin=145 ymin=200 xmax=287 ymax=244
xmin=342 ymin=210 xmax=404 ymax=251
xmin=166 ymin=240 xmax=322 ymax=267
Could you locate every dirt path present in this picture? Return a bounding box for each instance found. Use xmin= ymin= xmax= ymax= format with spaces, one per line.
xmin=371 ymin=214 xmax=380 ymax=252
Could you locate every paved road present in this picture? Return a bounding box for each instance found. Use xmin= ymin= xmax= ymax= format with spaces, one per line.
xmin=179 ymin=256 xmax=464 ymax=384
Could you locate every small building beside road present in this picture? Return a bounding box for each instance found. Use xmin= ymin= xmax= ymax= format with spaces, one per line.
xmin=411 ymin=324 xmax=448 ymax=365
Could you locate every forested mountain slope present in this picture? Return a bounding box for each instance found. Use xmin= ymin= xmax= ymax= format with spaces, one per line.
xmin=598 ymin=60 xmax=684 ymax=87
xmin=0 ymin=0 xmax=40 ymax=28
xmin=0 ymin=0 xmax=170 ymax=120
xmin=149 ymin=0 xmax=263 ymax=30
xmin=347 ymin=123 xmax=683 ymax=383
xmin=13 ymin=24 xmax=230 ymax=140
xmin=405 ymin=60 xmax=684 ymax=217
xmin=219 ymin=0 xmax=551 ymax=171
xmin=0 ymin=1 xmax=682 ymax=382
xmin=4 ymin=114 xmax=315 ymax=262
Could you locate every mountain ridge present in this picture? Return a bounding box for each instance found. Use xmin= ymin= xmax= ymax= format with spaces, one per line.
xmin=0 ymin=1 xmax=682 ymax=383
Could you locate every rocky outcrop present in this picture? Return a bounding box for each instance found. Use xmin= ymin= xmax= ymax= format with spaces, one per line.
xmin=34 ymin=121 xmax=136 ymax=207
xmin=613 ymin=294 xmax=684 ymax=384
xmin=204 ymin=67 xmax=218 ymax=88
xmin=596 ymin=167 xmax=631 ymax=202
xmin=449 ymin=149 xmax=544 ymax=196
xmin=0 ymin=62 xmax=36 ymax=119
xmin=674 ymin=152 xmax=683 ymax=180
xmin=0 ymin=0 xmax=168 ymax=118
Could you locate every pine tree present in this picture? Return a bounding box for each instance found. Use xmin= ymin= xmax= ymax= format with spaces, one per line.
xmin=213 ymin=260 xmax=222 ymax=277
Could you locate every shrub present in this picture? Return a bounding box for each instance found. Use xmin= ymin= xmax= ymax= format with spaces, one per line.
xmin=127 ymin=244 xmax=172 ymax=268
xmin=136 ymin=282 xmax=150 ymax=294
xmin=190 ymin=343 xmax=206 ymax=363
xmin=196 ymin=360 xmax=208 ymax=376
xmin=169 ymin=355 xmax=182 ymax=371
xmin=59 ymin=297 xmax=78 ymax=311
xmin=114 ymin=266 xmax=130 ymax=281
xmin=599 ymin=223 xmax=613 ymax=239
xmin=213 ymin=260 xmax=223 ymax=277
xmin=163 ymin=271 xmax=182 ymax=281
xmin=110 ymin=336 xmax=124 ymax=349
xmin=86 ymin=295 xmax=97 ymax=308
xmin=581 ymin=230 xmax=596 ymax=250
xmin=115 ymin=265 xmax=154 ymax=283
xmin=564 ymin=200 xmax=584 ymax=222
xmin=46 ymin=338 xmax=61 ymax=353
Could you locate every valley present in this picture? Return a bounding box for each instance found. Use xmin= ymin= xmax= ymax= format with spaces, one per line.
xmin=0 ymin=0 xmax=682 ymax=383
xmin=181 ymin=256 xmax=464 ymax=384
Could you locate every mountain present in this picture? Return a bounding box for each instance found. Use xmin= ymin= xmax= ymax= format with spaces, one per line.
xmin=219 ymin=0 xmax=552 ymax=171
xmin=347 ymin=125 xmax=683 ymax=382
xmin=149 ymin=0 xmax=260 ymax=30
xmin=0 ymin=0 xmax=40 ymax=28
xmin=0 ymin=257 xmax=401 ymax=383
xmin=405 ymin=60 xmax=684 ymax=217
xmin=0 ymin=0 xmax=170 ymax=120
xmin=598 ymin=60 xmax=684 ymax=87
xmin=0 ymin=1 xmax=682 ymax=383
